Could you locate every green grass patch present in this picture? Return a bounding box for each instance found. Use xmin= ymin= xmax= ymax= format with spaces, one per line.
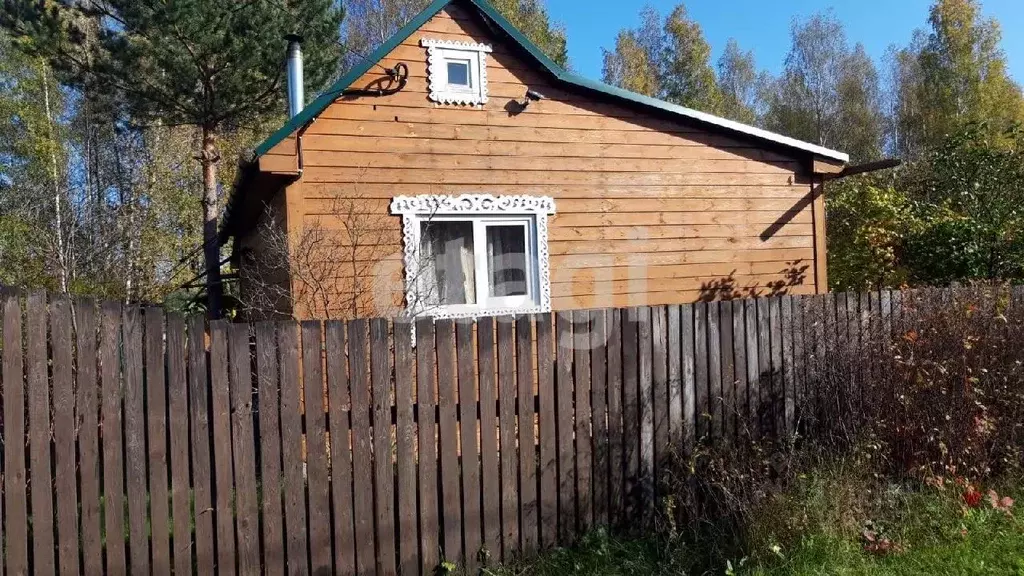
xmin=489 ymin=478 xmax=1024 ymax=576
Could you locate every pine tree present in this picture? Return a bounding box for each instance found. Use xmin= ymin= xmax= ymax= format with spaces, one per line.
xmin=2 ymin=0 xmax=343 ymax=316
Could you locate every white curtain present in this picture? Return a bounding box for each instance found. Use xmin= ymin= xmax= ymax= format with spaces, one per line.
xmin=419 ymin=221 xmax=475 ymax=305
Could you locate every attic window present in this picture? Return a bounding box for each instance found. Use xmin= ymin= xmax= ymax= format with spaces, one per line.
xmin=421 ymin=38 xmax=492 ymax=105
xmin=390 ymin=194 xmax=555 ymax=320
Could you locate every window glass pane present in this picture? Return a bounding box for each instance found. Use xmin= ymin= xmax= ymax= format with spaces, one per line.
xmin=446 ymin=60 xmax=471 ymax=86
xmin=486 ymin=225 xmax=528 ymax=297
xmin=419 ymin=221 xmax=476 ymax=306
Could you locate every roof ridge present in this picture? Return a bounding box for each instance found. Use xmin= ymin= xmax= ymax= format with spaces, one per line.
xmin=251 ymin=0 xmax=847 ymax=163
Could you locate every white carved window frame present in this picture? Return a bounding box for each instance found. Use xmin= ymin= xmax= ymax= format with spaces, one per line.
xmin=390 ymin=194 xmax=555 ymax=321
xmin=421 ymin=38 xmax=492 ymax=105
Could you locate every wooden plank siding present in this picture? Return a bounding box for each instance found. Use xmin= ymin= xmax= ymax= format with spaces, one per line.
xmin=241 ymin=3 xmax=823 ymax=320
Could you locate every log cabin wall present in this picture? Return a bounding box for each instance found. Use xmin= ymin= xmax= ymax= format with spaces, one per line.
xmin=248 ymin=4 xmax=824 ymax=320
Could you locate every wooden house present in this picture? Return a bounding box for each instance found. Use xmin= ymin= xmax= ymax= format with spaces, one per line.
xmin=220 ymin=0 xmax=852 ymax=321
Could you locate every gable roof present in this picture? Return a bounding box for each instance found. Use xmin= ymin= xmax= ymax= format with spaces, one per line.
xmin=224 ymin=0 xmax=849 ymax=244
xmin=251 ymin=0 xmax=849 ymax=163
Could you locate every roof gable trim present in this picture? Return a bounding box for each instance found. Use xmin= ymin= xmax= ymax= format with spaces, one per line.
xmin=252 ymin=0 xmax=849 ymax=162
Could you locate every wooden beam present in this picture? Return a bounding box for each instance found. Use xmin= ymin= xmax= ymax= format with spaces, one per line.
xmin=258 ymin=153 xmax=300 ymax=175
xmin=812 ymin=157 xmax=845 ymax=175
xmin=811 ymin=179 xmax=828 ymax=293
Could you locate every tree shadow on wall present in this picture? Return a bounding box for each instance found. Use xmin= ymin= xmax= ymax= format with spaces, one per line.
xmin=697 ymin=261 xmax=810 ymax=302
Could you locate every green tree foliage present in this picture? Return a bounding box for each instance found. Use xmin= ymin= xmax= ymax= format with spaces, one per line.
xmin=601 ymin=30 xmax=660 ymax=97
xmin=659 ymin=5 xmax=721 ymax=112
xmin=762 ymin=12 xmax=883 ymax=162
xmin=601 ymin=3 xmax=723 ymax=113
xmin=915 ymin=0 xmax=1024 ymax=151
xmin=2 ymin=0 xmax=343 ymax=315
xmin=490 ymin=0 xmax=568 ymax=66
xmin=828 ymin=124 xmax=1024 ymax=290
xmin=717 ymin=39 xmax=761 ymax=124
xmin=342 ymin=0 xmax=569 ymax=68
xmin=825 ymin=177 xmax=911 ymax=291
xmin=601 ymin=7 xmax=662 ymax=97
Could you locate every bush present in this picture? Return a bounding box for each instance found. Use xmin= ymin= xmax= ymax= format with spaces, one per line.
xmin=640 ymin=285 xmax=1024 ymax=572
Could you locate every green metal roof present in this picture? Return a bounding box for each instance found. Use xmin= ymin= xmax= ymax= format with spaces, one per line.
xmin=250 ymin=0 xmax=849 ymax=163
xmin=226 ymin=0 xmax=848 ymax=243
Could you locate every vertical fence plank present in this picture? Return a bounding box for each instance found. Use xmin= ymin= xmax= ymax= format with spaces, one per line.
xmin=122 ymin=306 xmax=149 ymax=576
xmin=732 ymin=301 xmax=748 ymax=441
xmin=535 ymin=314 xmax=558 ymax=548
xmin=770 ymin=298 xmax=784 ymax=437
xmin=477 ymin=317 xmax=501 ymax=561
xmin=325 ymin=321 xmax=355 ymax=576
xmin=824 ymin=292 xmax=838 ymax=421
xmin=209 ymin=321 xmax=236 ymax=576
xmin=605 ymin=310 xmax=624 ymax=524
xmin=229 ymin=323 xmax=260 ymax=576
xmin=75 ymin=299 xmax=103 ymax=576
xmin=792 ymin=297 xmax=806 ymax=432
xmin=3 ymin=293 xmax=29 ymax=575
xmin=707 ymin=302 xmax=723 ymax=441
xmin=166 ymin=314 xmax=193 ymax=576
xmin=278 ymin=322 xmax=310 ymax=576
xmin=720 ymin=301 xmax=736 ymax=444
xmin=781 ymin=297 xmax=795 ymax=436
xmin=620 ymin=309 xmax=639 ymax=521
xmin=455 ymin=319 xmax=481 ymax=569
xmin=681 ymin=304 xmax=696 ymax=451
xmin=187 ymin=315 xmax=215 ymax=576
xmin=574 ymin=311 xmax=593 ymax=532
xmin=302 ymin=321 xmax=334 ymax=574
xmin=256 ymin=322 xmax=286 ymax=576
xmin=415 ymin=318 xmax=440 ymax=572
xmin=369 ymin=319 xmax=398 ymax=575
xmin=555 ymin=312 xmax=576 ymax=544
xmin=346 ymin=321 xmax=375 ymax=576
xmin=27 ymin=292 xmax=56 ymax=576
xmin=516 ymin=315 xmax=538 ymax=554
xmin=802 ymin=296 xmax=819 ymax=432
xmin=496 ymin=317 xmax=518 ymax=560
xmin=667 ymin=306 xmax=682 ymax=449
xmin=590 ymin=310 xmax=609 ymax=526
xmin=145 ymin=308 xmax=171 ymax=575
xmin=693 ymin=302 xmax=708 ymax=441
xmin=860 ymin=291 xmax=871 ymax=413
xmin=0 ymin=291 xmax=9 ymax=576
xmin=637 ymin=307 xmax=654 ymax=497
xmin=435 ymin=319 xmax=463 ymax=563
xmin=756 ymin=298 xmax=771 ymax=439
xmin=868 ymin=291 xmax=881 ymax=393
xmin=651 ymin=307 xmax=669 ymax=472
xmin=395 ymin=320 xmax=419 ymax=575
xmin=51 ymin=297 xmax=80 ymax=576
xmin=744 ymin=300 xmax=759 ymax=440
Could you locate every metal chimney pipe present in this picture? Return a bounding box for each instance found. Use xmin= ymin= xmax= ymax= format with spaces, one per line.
xmin=285 ymin=33 xmax=304 ymax=118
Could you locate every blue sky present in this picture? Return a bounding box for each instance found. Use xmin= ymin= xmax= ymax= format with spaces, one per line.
xmin=543 ymin=0 xmax=1024 ymax=84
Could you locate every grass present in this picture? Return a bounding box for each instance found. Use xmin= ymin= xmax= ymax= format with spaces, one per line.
xmin=488 ymin=477 xmax=1024 ymax=576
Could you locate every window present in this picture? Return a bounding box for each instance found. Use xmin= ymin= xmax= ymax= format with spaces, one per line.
xmin=421 ymin=38 xmax=492 ymax=105
xmin=391 ymin=194 xmax=555 ymax=320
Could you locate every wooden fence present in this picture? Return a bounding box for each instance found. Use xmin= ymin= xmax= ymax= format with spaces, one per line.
xmin=0 ymin=287 xmax=911 ymax=575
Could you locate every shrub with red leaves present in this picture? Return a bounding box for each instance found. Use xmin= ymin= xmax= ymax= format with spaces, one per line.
xmin=963 ymin=488 xmax=983 ymax=508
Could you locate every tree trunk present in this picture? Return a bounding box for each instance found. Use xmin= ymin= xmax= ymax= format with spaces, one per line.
xmin=41 ymin=60 xmax=70 ymax=294
xmin=201 ymin=127 xmax=224 ymax=318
